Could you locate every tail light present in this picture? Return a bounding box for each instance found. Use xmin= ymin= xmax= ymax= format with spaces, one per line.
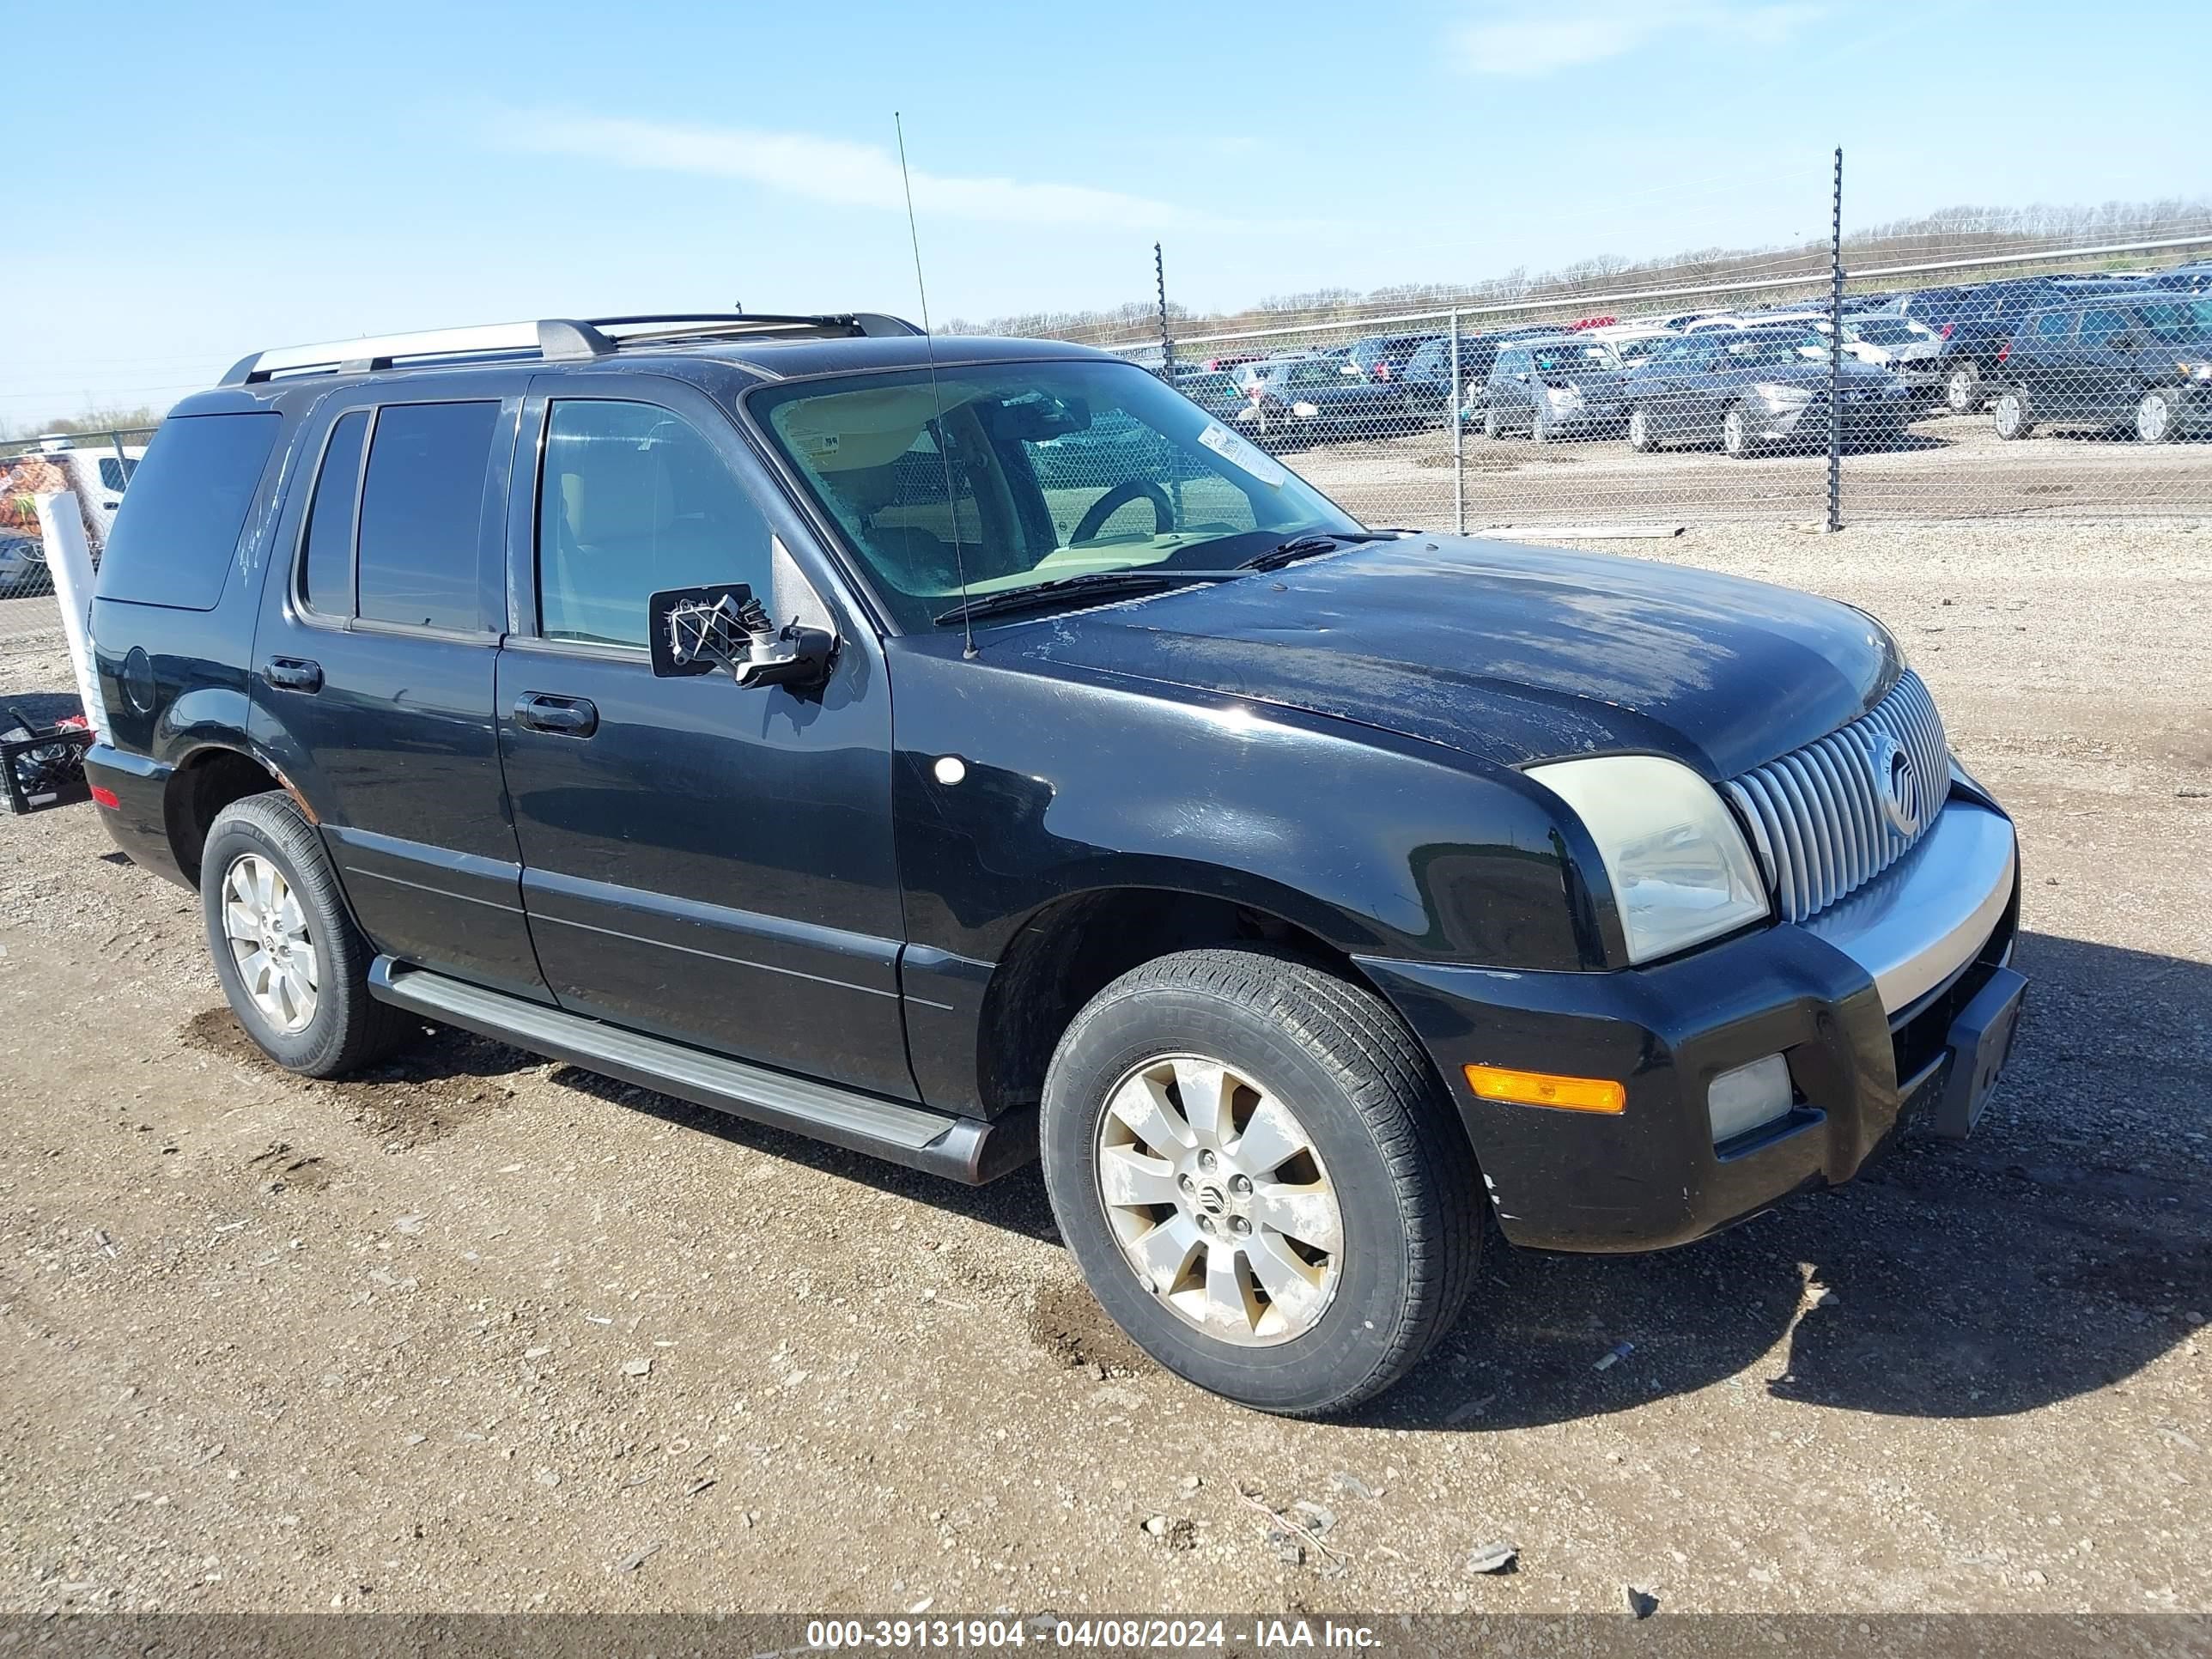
xmin=1940 ymin=322 xmax=1956 ymax=338
xmin=1996 ymin=343 xmax=2010 ymax=364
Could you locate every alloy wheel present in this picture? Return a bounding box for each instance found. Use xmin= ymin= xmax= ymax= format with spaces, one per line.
xmin=220 ymin=853 xmax=319 ymax=1034
xmin=1723 ymin=407 xmax=1747 ymax=456
xmin=1628 ymin=406 xmax=1651 ymax=451
xmin=2136 ymin=391 xmax=2173 ymax=443
xmin=1095 ymin=1054 xmax=1343 ymax=1346
xmin=1947 ymin=363 xmax=1980 ymax=413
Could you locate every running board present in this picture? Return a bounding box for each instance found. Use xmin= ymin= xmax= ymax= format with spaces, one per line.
xmin=368 ymin=957 xmax=1033 ymax=1184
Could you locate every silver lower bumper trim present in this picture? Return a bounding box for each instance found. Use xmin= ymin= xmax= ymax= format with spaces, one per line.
xmin=1797 ymin=798 xmax=2018 ymax=1014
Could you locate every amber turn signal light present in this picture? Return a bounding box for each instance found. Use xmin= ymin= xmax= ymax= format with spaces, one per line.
xmin=1463 ymin=1063 xmax=1626 ymax=1115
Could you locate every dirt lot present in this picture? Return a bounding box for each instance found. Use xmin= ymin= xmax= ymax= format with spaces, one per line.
xmin=2 ymin=519 xmax=2209 ymax=1619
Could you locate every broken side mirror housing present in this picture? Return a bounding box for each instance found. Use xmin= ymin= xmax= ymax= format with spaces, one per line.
xmin=647 ymin=583 xmax=836 ymax=691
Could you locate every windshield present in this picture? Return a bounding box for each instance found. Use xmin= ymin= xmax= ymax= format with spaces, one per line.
xmin=751 ymin=359 xmax=1362 ymax=630
xmin=1528 ymin=341 xmax=1621 ymax=373
xmin=1721 ymin=332 xmax=1826 ymax=369
xmin=1608 ymin=334 xmax=1671 ymax=365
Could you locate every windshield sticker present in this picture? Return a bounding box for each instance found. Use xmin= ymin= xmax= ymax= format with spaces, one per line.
xmin=1197 ymin=422 xmax=1286 ymax=488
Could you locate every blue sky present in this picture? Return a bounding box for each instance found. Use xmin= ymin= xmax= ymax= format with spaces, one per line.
xmin=6 ymin=0 xmax=2205 ymax=426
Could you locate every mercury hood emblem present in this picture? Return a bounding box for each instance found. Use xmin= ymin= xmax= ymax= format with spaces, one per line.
xmin=1871 ymin=734 xmax=1921 ymax=835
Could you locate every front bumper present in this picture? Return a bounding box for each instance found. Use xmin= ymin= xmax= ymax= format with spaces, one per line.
xmin=1357 ymin=789 xmax=2021 ymax=1253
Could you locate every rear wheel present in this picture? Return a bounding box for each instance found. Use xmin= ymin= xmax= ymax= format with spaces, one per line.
xmin=1040 ymin=949 xmax=1479 ymax=1417
xmin=1626 ymin=404 xmax=1657 ymax=453
xmin=2136 ymin=387 xmax=2179 ymax=443
xmin=1991 ymin=386 xmax=2034 ymax=441
xmin=200 ymin=792 xmax=409 ymax=1077
xmin=1481 ymin=404 xmax=1500 ymax=440
xmin=1530 ymin=402 xmax=1556 ymax=444
xmin=1945 ymin=360 xmax=1983 ymax=414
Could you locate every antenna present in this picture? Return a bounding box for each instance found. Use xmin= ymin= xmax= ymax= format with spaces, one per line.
xmin=895 ymin=112 xmax=977 ymax=660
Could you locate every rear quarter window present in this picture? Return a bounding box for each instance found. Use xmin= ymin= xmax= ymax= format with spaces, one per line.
xmin=95 ymin=413 xmax=281 ymax=610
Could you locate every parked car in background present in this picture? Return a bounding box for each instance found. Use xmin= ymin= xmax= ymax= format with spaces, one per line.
xmin=0 ymin=533 xmax=47 ymax=598
xmin=1897 ymin=280 xmax=2068 ymax=412
xmin=1171 ymin=368 xmax=1252 ymax=422
xmin=1622 ymin=328 xmax=1910 ymax=457
xmin=1584 ymin=323 xmax=1677 ymax=369
xmin=1990 ymin=293 xmax=2212 ymax=443
xmin=1834 ymin=314 xmax=1943 ymax=395
xmin=1232 ymin=353 xmax=1409 ymax=446
xmin=1389 ymin=325 xmax=1574 ymax=424
xmin=1341 ymin=332 xmax=1442 ymax=384
xmin=1484 ymin=337 xmax=1632 ymax=441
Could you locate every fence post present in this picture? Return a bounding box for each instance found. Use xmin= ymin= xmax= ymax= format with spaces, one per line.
xmin=1826 ymin=147 xmax=1844 ymax=533
xmin=1153 ymin=242 xmax=1176 ymax=382
xmin=1449 ymin=309 xmax=1465 ymax=535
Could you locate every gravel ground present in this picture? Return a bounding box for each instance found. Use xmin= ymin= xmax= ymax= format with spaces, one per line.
xmin=0 ymin=519 xmax=2207 ymax=1619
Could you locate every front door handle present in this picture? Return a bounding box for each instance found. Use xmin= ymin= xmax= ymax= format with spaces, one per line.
xmin=515 ymin=692 xmax=599 ymax=738
xmin=265 ymin=657 xmax=323 ymax=693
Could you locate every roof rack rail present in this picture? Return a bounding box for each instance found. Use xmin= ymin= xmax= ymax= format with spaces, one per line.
xmin=218 ymin=312 xmax=924 ymax=386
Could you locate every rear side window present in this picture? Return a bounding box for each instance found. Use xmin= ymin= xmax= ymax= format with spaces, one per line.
xmin=356 ymin=402 xmax=498 ymax=631
xmin=300 ymin=411 xmax=368 ymax=615
xmin=98 ymin=457 xmax=135 ymax=492
xmin=96 ymin=413 xmax=280 ymax=610
xmin=2033 ymin=311 xmax=2075 ymax=343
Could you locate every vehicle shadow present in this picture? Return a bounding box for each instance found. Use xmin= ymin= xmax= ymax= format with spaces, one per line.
xmin=359 ymin=927 xmax=2207 ymax=1424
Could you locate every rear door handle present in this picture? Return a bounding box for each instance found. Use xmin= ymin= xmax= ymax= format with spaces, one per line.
xmin=264 ymin=657 xmax=322 ymax=693
xmin=514 ymin=692 xmax=599 ymax=738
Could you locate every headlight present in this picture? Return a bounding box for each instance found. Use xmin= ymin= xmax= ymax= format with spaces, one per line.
xmin=1546 ymin=385 xmax=1584 ymax=409
xmin=1528 ymin=755 xmax=1770 ymax=964
xmin=2179 ymin=360 xmax=2212 ymax=381
xmin=1754 ymin=383 xmax=1813 ymax=410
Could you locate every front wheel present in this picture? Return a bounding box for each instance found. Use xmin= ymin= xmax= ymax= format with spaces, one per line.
xmin=1626 ymin=404 xmax=1657 ymax=453
xmin=1722 ymin=403 xmax=1753 ymax=458
xmin=200 ymin=792 xmax=409 ymax=1077
xmin=1040 ymin=949 xmax=1479 ymax=1416
xmin=1481 ymin=404 xmax=1500 ymax=440
xmin=2136 ymin=387 xmax=2179 ymax=443
xmin=1991 ymin=386 xmax=2034 ymax=441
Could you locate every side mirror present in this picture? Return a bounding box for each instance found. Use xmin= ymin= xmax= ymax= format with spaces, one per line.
xmin=648 ymin=583 xmax=835 ymax=690
xmin=2110 ymin=332 xmax=2139 ymax=352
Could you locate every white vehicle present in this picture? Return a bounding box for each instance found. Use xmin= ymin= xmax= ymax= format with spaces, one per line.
xmin=1583 ymin=323 xmax=1678 ymax=368
xmin=33 ymin=439 xmax=144 ymax=548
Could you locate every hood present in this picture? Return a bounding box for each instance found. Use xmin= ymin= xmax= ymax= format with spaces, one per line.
xmin=994 ymin=537 xmax=1900 ymax=780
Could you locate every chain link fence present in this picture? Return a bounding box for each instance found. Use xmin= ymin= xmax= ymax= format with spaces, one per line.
xmin=1 ymin=427 xmax=155 ymax=601
xmin=1097 ymin=240 xmax=2212 ymax=536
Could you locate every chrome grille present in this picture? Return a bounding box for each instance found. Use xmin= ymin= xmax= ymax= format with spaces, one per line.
xmin=1723 ymin=670 xmax=1949 ymax=923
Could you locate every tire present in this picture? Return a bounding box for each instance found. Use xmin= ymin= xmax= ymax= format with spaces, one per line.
xmin=1530 ymin=402 xmax=1555 ymax=444
xmin=1945 ymin=360 xmax=1982 ymax=414
xmin=200 ymin=791 xmax=409 ymax=1078
xmin=1722 ymin=403 xmax=1752 ymax=458
xmin=1481 ymin=404 xmax=1500 ymax=440
xmin=2136 ymin=388 xmax=2178 ymax=443
xmin=1626 ymin=404 xmax=1657 ymax=453
xmin=1039 ymin=948 xmax=1479 ymax=1417
xmin=1991 ymin=386 xmax=2033 ymax=441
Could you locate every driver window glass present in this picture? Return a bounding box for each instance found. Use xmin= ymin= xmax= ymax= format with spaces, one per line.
xmin=2077 ymin=307 xmax=2128 ymax=349
xmin=537 ymin=400 xmax=772 ymax=648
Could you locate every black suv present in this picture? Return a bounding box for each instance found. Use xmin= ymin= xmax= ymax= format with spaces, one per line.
xmin=86 ymin=312 xmax=2026 ymax=1416
xmin=1990 ymin=291 xmax=2212 ymax=443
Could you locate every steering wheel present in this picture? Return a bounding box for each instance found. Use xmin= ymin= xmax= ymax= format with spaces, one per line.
xmin=1071 ymin=479 xmax=1173 ymax=544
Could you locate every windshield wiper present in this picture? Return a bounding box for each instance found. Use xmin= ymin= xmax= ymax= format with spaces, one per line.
xmin=933 ymin=568 xmax=1231 ymax=627
xmin=1235 ymin=530 xmax=1401 ymax=572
